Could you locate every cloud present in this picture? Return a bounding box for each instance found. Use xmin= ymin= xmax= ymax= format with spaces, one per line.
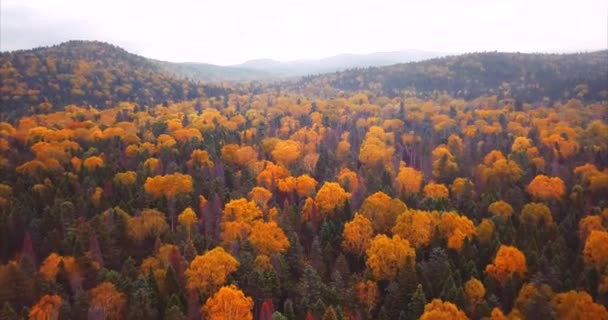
xmin=1 ymin=0 xmax=606 ymax=65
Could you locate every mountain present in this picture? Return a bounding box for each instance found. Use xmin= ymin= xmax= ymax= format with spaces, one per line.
xmin=288 ymin=50 xmax=608 ymax=102
xmin=233 ymin=50 xmax=446 ymax=77
xmin=155 ymin=61 xmax=273 ymax=82
xmin=0 ymin=41 xmax=230 ymax=118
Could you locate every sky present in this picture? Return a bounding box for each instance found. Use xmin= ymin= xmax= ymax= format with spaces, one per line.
xmin=1 ymin=0 xmax=606 ymax=65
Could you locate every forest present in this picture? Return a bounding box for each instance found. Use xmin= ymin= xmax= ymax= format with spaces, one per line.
xmin=0 ymin=41 xmax=607 ymax=320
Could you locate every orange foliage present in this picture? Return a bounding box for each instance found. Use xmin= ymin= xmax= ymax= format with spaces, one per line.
xmin=366 ymin=234 xmax=415 ymax=280
xmin=476 ymin=218 xmax=495 ymax=244
xmin=185 ymin=247 xmax=239 ymax=294
xmin=438 ymin=212 xmax=476 ymax=251
xmin=485 ymin=245 xmax=527 ymax=285
xmin=39 ymin=253 xmax=78 ymax=282
xmin=583 ymin=230 xmax=608 ymax=270
xmin=579 ymin=215 xmax=605 ymax=242
xmin=423 ymin=182 xmax=450 ymax=199
xmin=202 ymin=285 xmax=254 ymax=320
xmin=249 ymin=186 xmax=273 ymax=208
xmin=551 ymin=290 xmax=608 ymax=320
xmin=419 ymin=299 xmax=469 ymax=320
xmin=488 ymin=200 xmax=513 ymax=219
xmin=295 ymin=174 xmax=318 ymax=197
xmin=277 ymin=176 xmax=296 ymax=193
xmin=127 ymin=209 xmax=169 ymax=243
xmin=89 ymin=282 xmax=126 ymax=320
xmin=271 ymin=139 xmax=301 ymax=166
xmin=356 ymin=280 xmax=379 ymax=314
xmin=187 ymin=149 xmax=213 ymax=168
xmin=256 ymin=162 xmax=290 ymax=188
xmin=359 ymin=126 xmax=395 ymax=170
xmin=29 ymin=294 xmax=63 ymax=320
xmin=527 ymin=175 xmax=566 ymax=200
xmin=464 ymin=278 xmax=486 ymax=308
xmin=338 ymin=168 xmax=360 ymax=193
xmin=342 ymin=213 xmax=374 ymax=256
xmin=178 ymin=207 xmax=197 ymax=227
xmin=83 ymin=156 xmax=104 ymax=171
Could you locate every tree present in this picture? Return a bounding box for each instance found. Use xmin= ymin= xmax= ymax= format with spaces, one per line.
xmin=29 ymin=294 xmax=63 ymax=320
xmin=178 ymin=207 xmax=197 ymax=237
xmin=488 ymin=201 xmax=513 ymax=220
xmin=249 ymin=221 xmax=290 ymax=256
xmin=185 ymin=247 xmax=239 ymax=295
xmin=359 ymin=192 xmax=406 ymax=234
xmin=127 ymin=209 xmax=169 ymax=243
xmin=583 ymin=230 xmax=608 ymax=270
xmin=295 ymin=175 xmax=318 ymax=198
xmin=314 ymin=182 xmax=350 ymax=218
xmin=551 ymin=290 xmax=608 ymax=320
xmin=527 ymin=175 xmax=566 ymax=201
xmin=202 ymin=285 xmax=254 ymax=320
xmin=366 ymin=234 xmax=415 ymax=280
xmin=89 ymin=282 xmax=126 ymax=320
xmin=419 ymin=299 xmax=468 ymax=320
xmin=394 ymin=164 xmax=424 ymax=197
xmin=272 ymin=140 xmax=302 ymax=167
xmin=464 ymin=278 xmax=485 ymax=313
xmin=392 ymin=209 xmax=438 ymax=248
xmin=423 ymin=182 xmax=450 ymax=200
xmin=342 ymin=214 xmax=374 ymax=256
xmin=519 ymin=203 xmax=553 ymax=227
xmin=438 ymin=212 xmax=476 ymax=252
xmin=485 ymin=245 xmax=527 ymax=285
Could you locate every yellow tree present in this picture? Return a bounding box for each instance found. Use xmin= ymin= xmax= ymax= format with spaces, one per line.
xmin=366 ymin=234 xmax=415 ymax=280
xmin=314 ymin=182 xmax=350 ymax=218
xmin=248 ymin=221 xmax=290 ymax=256
xmin=423 ymin=182 xmax=450 ymax=200
xmin=438 ymin=212 xmax=476 ymax=252
xmin=485 ymin=245 xmax=527 ymax=285
xmin=488 ymin=200 xmax=513 ymax=220
xmin=202 ymin=285 xmax=254 ymax=320
xmin=271 ymin=139 xmax=301 ymax=167
xmin=185 ymin=247 xmax=239 ymax=295
xmin=295 ymin=174 xmax=318 ymax=198
xmin=464 ymin=278 xmax=486 ymax=313
xmin=178 ymin=207 xmax=197 ymax=238
xmin=394 ymin=163 xmax=424 ymax=197
xmin=359 ymin=126 xmax=394 ymax=170
xmin=392 ymin=209 xmax=438 ymax=248
xmin=144 ymin=173 xmax=193 ymax=230
xmin=127 ymin=209 xmax=169 ymax=243
xmin=221 ymin=198 xmax=263 ymax=246
xmin=89 ymin=282 xmax=126 ymax=320
xmin=519 ymin=203 xmax=553 ymax=227
xmin=359 ymin=191 xmax=406 ymax=234
xmin=342 ymin=213 xmax=374 ymax=256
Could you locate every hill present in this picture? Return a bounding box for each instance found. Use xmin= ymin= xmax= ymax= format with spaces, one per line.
xmin=234 ymin=50 xmax=446 ymax=77
xmin=0 ymin=41 xmax=230 ymax=118
xmin=289 ymin=50 xmax=608 ymax=102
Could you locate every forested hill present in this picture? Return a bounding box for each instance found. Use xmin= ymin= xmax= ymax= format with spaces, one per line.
xmin=0 ymin=41 xmax=230 ymax=119
xmin=290 ymin=51 xmax=608 ymax=103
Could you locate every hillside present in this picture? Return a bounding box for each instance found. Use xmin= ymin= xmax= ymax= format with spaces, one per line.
xmin=234 ymin=50 xmax=446 ymax=77
xmin=155 ymin=61 xmax=273 ymax=82
xmin=290 ymin=51 xmax=608 ymax=102
xmin=0 ymin=41 xmax=229 ymax=118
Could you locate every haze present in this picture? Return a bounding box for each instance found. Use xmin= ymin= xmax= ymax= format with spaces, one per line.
xmin=1 ymin=0 xmax=606 ymax=65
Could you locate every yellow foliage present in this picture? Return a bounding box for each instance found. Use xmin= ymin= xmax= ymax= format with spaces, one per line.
xmin=366 ymin=234 xmax=415 ymax=280
xmin=127 ymin=209 xmax=169 ymax=243
xmin=249 ymin=221 xmax=290 ymax=256
xmin=392 ymin=209 xmax=439 ymax=248
xmin=464 ymin=278 xmax=486 ymax=308
xmin=342 ymin=213 xmax=374 ymax=256
xmin=114 ymin=171 xmax=137 ymax=186
xmin=202 ymin=285 xmax=254 ymax=320
xmin=185 ymin=247 xmax=239 ymax=294
xmin=423 ymin=182 xmax=450 ymax=199
xmin=519 ymin=202 xmax=553 ymax=226
xmin=488 ymin=200 xmax=513 ymax=219
xmin=315 ymin=182 xmax=350 ymax=217
xmin=144 ymin=173 xmax=193 ymax=199
xmin=83 ymin=156 xmax=104 ymax=171
xmin=438 ymin=211 xmax=476 ymax=251
xmin=395 ymin=164 xmax=424 ymax=197
xmin=178 ymin=207 xmax=197 ymax=227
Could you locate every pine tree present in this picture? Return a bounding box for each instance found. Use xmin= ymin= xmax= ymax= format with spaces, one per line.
xmin=408 ymin=284 xmax=427 ymax=320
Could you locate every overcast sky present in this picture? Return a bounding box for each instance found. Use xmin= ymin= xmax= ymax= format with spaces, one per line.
xmin=1 ymin=0 xmax=606 ymax=65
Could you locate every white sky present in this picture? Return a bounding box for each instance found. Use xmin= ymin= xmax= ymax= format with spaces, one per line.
xmin=1 ymin=0 xmax=606 ymax=65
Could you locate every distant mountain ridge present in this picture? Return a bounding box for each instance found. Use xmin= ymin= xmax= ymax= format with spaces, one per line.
xmin=288 ymin=50 xmax=608 ymax=103
xmin=232 ymin=50 xmax=447 ymax=77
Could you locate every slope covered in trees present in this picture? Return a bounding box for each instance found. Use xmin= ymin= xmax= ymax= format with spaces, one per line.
xmin=290 ymin=51 xmax=608 ymax=102
xmin=0 ymin=41 xmax=608 ymax=320
xmin=0 ymin=41 xmax=230 ymax=118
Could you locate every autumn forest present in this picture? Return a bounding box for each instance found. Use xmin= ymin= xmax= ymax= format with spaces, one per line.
xmin=0 ymin=41 xmax=607 ymax=320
